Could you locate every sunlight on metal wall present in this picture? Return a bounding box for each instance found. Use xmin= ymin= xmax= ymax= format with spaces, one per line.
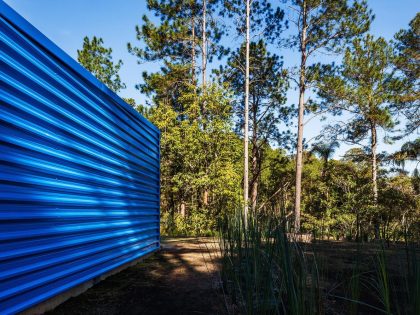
xmin=0 ymin=2 xmax=160 ymax=314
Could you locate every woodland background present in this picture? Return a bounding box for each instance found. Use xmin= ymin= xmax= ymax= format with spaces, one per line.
xmin=74 ymin=0 xmax=419 ymax=241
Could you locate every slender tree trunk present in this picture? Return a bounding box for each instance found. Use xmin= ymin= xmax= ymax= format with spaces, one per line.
xmin=191 ymin=10 xmax=196 ymax=85
xmin=251 ymin=102 xmax=258 ymax=213
xmin=251 ymin=178 xmax=258 ymax=214
xmin=201 ymin=0 xmax=207 ymax=89
xmin=201 ymin=0 xmax=209 ymax=207
xmin=243 ymin=0 xmax=250 ymax=227
xmin=251 ymin=142 xmax=259 ymax=213
xmin=371 ymin=124 xmax=378 ymax=203
xmin=294 ymin=2 xmax=307 ymax=233
xmin=200 ymin=0 xmax=210 ymax=207
xmin=203 ymin=190 xmax=208 ymax=206
xmin=371 ymin=122 xmax=380 ymax=239
xmin=180 ymin=200 xmax=186 ymax=217
xmin=170 ymin=193 xmax=176 ymax=228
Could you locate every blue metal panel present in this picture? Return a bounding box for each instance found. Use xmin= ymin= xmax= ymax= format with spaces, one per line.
xmin=0 ymin=2 xmax=160 ymax=314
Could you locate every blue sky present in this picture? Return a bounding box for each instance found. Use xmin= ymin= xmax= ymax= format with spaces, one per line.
xmin=3 ymin=0 xmax=419 ymax=169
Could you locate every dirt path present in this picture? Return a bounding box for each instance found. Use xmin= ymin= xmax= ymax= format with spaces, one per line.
xmin=47 ymin=238 xmax=225 ymax=315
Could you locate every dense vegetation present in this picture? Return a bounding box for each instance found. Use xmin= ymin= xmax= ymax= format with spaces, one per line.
xmin=74 ymin=1 xmax=419 ymax=314
xmin=77 ymin=1 xmax=419 ymax=242
xmin=218 ymin=212 xmax=419 ymax=314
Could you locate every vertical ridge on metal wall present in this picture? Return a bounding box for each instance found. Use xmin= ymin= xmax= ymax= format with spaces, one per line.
xmin=0 ymin=2 xmax=160 ymax=314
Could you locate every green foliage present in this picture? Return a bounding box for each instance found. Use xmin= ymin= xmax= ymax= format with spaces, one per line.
xmin=394 ymin=13 xmax=420 ymax=83
xmin=217 ymin=40 xmax=291 ymax=143
xmin=316 ymin=35 xmax=409 ymax=239
xmin=379 ymin=174 xmax=419 ymax=240
xmin=128 ymin=1 xmax=195 ymax=108
xmin=219 ymin=213 xmax=420 ymax=315
xmin=128 ymin=0 xmax=227 ymax=103
xmin=221 ymin=0 xmax=285 ymax=38
xmin=392 ymin=138 xmax=420 ymax=168
xmin=216 ymin=39 xmax=291 ymax=211
xmin=318 ymin=35 xmax=402 ymax=141
xmin=279 ymin=0 xmax=373 ymax=91
xmin=77 ymin=36 xmax=125 ymax=92
xmin=393 ymin=13 xmax=420 ymax=135
xmin=284 ymin=0 xmax=372 ymax=53
xmin=115 ymin=0 xmax=418 ymax=239
xmin=219 ymin=212 xmax=322 ymax=315
xmin=148 ymin=84 xmax=242 ymax=235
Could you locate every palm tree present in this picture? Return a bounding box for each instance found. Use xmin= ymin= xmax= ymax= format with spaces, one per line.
xmin=310 ymin=141 xmax=340 ymax=177
xmin=310 ymin=141 xmax=340 ymax=239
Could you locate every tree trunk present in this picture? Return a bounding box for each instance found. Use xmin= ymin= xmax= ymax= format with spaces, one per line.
xmin=294 ymin=1 xmax=307 ymax=233
xmin=251 ymin=143 xmax=259 ymax=213
xmin=201 ymin=0 xmax=207 ymax=89
xmin=251 ymin=178 xmax=258 ymax=214
xmin=250 ymin=98 xmax=259 ymax=213
xmin=371 ymin=122 xmax=379 ymax=239
xmin=201 ymin=0 xmax=209 ymax=207
xmin=180 ymin=201 xmax=186 ymax=217
xmin=191 ymin=8 xmax=196 ymax=85
xmin=203 ymin=189 xmax=208 ymax=206
xmin=243 ymin=0 xmax=250 ymax=227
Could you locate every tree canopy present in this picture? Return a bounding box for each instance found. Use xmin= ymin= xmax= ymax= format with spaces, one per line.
xmin=77 ymin=1 xmax=419 ymax=240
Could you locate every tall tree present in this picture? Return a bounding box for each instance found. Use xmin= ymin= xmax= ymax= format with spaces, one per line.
xmin=128 ymin=0 xmax=226 ymax=105
xmin=128 ymin=0 xmax=198 ymax=108
xmin=244 ymin=0 xmax=250 ymax=224
xmin=128 ymin=0 xmax=199 ymax=219
xmin=202 ymin=0 xmax=207 ymax=88
xmin=77 ymin=36 xmax=125 ymax=92
xmin=309 ymin=141 xmax=339 ymax=238
xmin=278 ymin=0 xmax=372 ymax=232
xmin=128 ymin=0 xmax=235 ymax=229
xmin=221 ymin=0 xmax=285 ymax=222
xmin=217 ymin=40 xmax=290 ymax=214
xmin=149 ymin=83 xmax=241 ymax=234
xmin=317 ymin=35 xmax=406 ymax=238
xmin=394 ymin=13 xmax=420 ymax=134
xmin=394 ymin=13 xmax=420 ymax=85
xmin=200 ymin=0 xmax=228 ymax=205
xmin=311 ymin=141 xmax=339 ymax=177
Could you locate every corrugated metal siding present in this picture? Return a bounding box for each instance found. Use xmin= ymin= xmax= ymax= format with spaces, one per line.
xmin=0 ymin=2 xmax=160 ymax=314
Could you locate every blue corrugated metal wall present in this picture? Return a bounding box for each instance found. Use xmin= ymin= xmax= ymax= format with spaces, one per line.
xmin=0 ymin=2 xmax=160 ymax=314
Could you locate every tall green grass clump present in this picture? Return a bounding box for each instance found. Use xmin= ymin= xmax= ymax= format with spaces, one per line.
xmin=218 ymin=211 xmax=419 ymax=315
xmin=345 ymin=241 xmax=419 ymax=315
xmin=218 ymin=211 xmax=322 ymax=315
xmin=348 ymin=244 xmax=362 ymax=315
xmin=404 ymin=230 xmax=420 ymax=315
xmin=368 ymin=242 xmax=419 ymax=315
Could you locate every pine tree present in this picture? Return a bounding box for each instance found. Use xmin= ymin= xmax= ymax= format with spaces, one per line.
xmin=317 ymin=35 xmax=406 ymax=238
xmin=244 ymin=0 xmax=250 ymax=225
xmin=77 ymin=36 xmax=125 ymax=92
xmin=394 ymin=13 xmax=420 ymax=134
xmin=128 ymin=0 xmax=226 ymax=106
xmin=221 ymin=0 xmax=286 ymax=222
xmin=277 ymin=0 xmax=372 ymax=232
xmin=394 ymin=13 xmax=420 ymax=83
xmin=129 ymin=0 xmax=238 ymax=231
xmin=217 ymin=40 xmax=290 ymax=214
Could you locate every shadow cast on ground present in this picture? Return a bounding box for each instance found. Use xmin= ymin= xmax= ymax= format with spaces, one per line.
xmin=46 ymin=238 xmax=224 ymax=315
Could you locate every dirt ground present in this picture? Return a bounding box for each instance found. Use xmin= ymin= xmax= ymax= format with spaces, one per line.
xmin=304 ymin=241 xmax=419 ymax=315
xmin=46 ymin=239 xmax=418 ymax=315
xmin=47 ymin=238 xmax=225 ymax=315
